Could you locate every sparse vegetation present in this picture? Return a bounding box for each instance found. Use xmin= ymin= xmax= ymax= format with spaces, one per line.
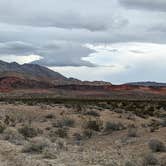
xmin=83 ymin=119 xmax=103 ymax=131
xmin=2 ymin=127 xmax=24 ymax=145
xmin=142 ymin=153 xmax=159 ymax=166
xmin=83 ymin=110 xmax=100 ymax=117
xmin=104 ymin=121 xmax=125 ymax=132
xmin=148 ymin=139 xmax=166 ymax=152
xmin=52 ymin=118 xmax=75 ymax=127
xmin=18 ymin=125 xmax=39 ymax=138
xmin=22 ymin=137 xmax=50 ymax=154
xmin=0 ymin=99 xmax=165 ymax=165
xmin=127 ymin=125 xmax=138 ymax=137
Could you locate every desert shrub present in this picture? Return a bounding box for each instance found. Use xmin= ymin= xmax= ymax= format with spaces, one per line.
xmin=52 ymin=118 xmax=75 ymax=128
xmin=113 ymin=108 xmax=125 ymax=113
xmin=18 ymin=125 xmax=39 ymax=138
xmin=82 ymin=129 xmax=93 ymax=139
xmin=42 ymin=146 xmax=57 ymax=159
xmin=127 ymin=126 xmax=138 ymax=137
xmin=73 ymin=132 xmax=82 ymax=141
xmin=83 ymin=110 xmax=100 ymax=117
xmin=45 ymin=114 xmax=55 ymax=119
xmin=161 ymin=118 xmax=166 ymax=127
xmin=148 ymin=139 xmax=166 ymax=152
xmin=22 ymin=137 xmax=50 ymax=154
xmin=2 ymin=127 xmax=24 ymax=145
xmin=125 ymin=161 xmax=138 ymax=166
xmin=83 ymin=119 xmax=103 ymax=131
xmin=142 ymin=153 xmax=159 ymax=166
xmin=148 ymin=119 xmax=160 ymax=132
xmin=104 ymin=121 xmax=125 ymax=132
xmin=49 ymin=127 xmax=68 ymax=139
xmin=0 ymin=121 xmax=6 ymax=133
xmin=55 ymin=128 xmax=68 ymax=138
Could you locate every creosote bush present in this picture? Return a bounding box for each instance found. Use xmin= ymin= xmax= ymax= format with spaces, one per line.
xmin=49 ymin=127 xmax=68 ymax=139
xmin=52 ymin=118 xmax=75 ymax=128
xmin=18 ymin=125 xmax=39 ymax=138
xmin=83 ymin=119 xmax=103 ymax=131
xmin=0 ymin=121 xmax=6 ymax=133
xmin=82 ymin=129 xmax=93 ymax=139
xmin=127 ymin=125 xmax=138 ymax=137
xmin=83 ymin=110 xmax=100 ymax=117
xmin=2 ymin=127 xmax=24 ymax=145
xmin=22 ymin=137 xmax=50 ymax=154
xmin=142 ymin=153 xmax=159 ymax=166
xmin=148 ymin=139 xmax=166 ymax=152
xmin=104 ymin=121 xmax=125 ymax=132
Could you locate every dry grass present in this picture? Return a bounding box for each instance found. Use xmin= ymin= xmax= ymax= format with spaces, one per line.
xmin=0 ymin=101 xmax=165 ymax=166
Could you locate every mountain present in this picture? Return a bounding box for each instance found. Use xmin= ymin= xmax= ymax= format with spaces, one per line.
xmin=0 ymin=60 xmax=67 ymax=83
xmin=0 ymin=60 xmax=166 ymax=99
xmin=125 ymin=81 xmax=166 ymax=87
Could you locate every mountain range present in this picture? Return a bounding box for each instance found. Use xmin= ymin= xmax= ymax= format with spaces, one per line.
xmin=0 ymin=60 xmax=166 ymax=98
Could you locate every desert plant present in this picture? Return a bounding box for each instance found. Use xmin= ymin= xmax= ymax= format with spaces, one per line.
xmin=18 ymin=125 xmax=39 ymax=138
xmin=0 ymin=121 xmax=6 ymax=133
xmin=104 ymin=121 xmax=125 ymax=132
xmin=83 ymin=110 xmax=100 ymax=117
xmin=2 ymin=127 xmax=24 ymax=145
xmin=45 ymin=113 xmax=55 ymax=119
xmin=148 ymin=119 xmax=160 ymax=132
xmin=82 ymin=129 xmax=93 ymax=139
xmin=127 ymin=126 xmax=138 ymax=137
xmin=83 ymin=119 xmax=103 ymax=131
xmin=22 ymin=137 xmax=50 ymax=154
xmin=52 ymin=118 xmax=75 ymax=128
xmin=42 ymin=146 xmax=57 ymax=159
xmin=142 ymin=153 xmax=159 ymax=166
xmin=161 ymin=118 xmax=166 ymax=127
xmin=49 ymin=127 xmax=68 ymax=139
xmin=148 ymin=139 xmax=166 ymax=152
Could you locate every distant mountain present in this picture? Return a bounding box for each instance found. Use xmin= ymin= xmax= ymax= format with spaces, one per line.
xmin=125 ymin=81 xmax=166 ymax=87
xmin=0 ymin=60 xmax=67 ymax=83
xmin=0 ymin=61 xmax=112 ymax=86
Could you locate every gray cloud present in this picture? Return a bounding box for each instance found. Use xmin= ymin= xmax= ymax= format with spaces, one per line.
xmin=119 ymin=0 xmax=166 ymax=11
xmin=0 ymin=0 xmax=166 ymax=84
xmin=0 ymin=41 xmax=95 ymax=67
xmin=34 ymin=41 xmax=96 ymax=67
xmin=0 ymin=41 xmax=36 ymax=55
xmin=0 ymin=0 xmax=127 ymax=32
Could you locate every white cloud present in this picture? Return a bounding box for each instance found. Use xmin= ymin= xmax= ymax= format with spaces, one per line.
xmin=50 ymin=42 xmax=166 ymax=84
xmin=0 ymin=54 xmax=43 ymax=64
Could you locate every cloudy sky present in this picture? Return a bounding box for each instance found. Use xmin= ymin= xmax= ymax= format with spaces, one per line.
xmin=0 ymin=0 xmax=166 ymax=84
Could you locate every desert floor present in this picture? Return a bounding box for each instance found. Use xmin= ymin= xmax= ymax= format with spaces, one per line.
xmin=0 ymin=100 xmax=165 ymax=166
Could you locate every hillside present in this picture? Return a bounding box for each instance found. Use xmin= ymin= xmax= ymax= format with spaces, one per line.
xmin=0 ymin=61 xmax=166 ymax=99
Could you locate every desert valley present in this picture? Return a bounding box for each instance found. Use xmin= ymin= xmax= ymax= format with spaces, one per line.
xmin=0 ymin=61 xmax=165 ymax=166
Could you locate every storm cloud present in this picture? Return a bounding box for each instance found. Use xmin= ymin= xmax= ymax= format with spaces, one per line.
xmin=0 ymin=0 xmax=166 ymax=83
xmin=119 ymin=0 xmax=166 ymax=11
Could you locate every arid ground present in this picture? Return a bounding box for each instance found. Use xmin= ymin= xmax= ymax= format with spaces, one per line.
xmin=0 ymin=99 xmax=165 ymax=166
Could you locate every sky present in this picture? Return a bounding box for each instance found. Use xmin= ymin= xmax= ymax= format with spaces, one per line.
xmin=0 ymin=0 xmax=166 ymax=84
